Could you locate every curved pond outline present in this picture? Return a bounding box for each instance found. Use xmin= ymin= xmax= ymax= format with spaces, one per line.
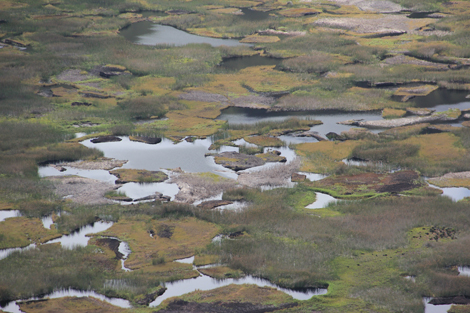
xmin=150 ymin=273 xmax=327 ymax=307
xmin=0 ymin=289 xmax=132 ymax=313
xmin=426 ymin=181 xmax=470 ymax=202
xmin=0 ymin=210 xmax=20 ymax=222
xmin=46 ymin=221 xmax=113 ymax=249
xmin=120 ymin=23 xmax=249 ymax=47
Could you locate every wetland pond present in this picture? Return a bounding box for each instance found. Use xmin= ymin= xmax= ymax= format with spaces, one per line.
xmin=120 ymin=22 xmax=248 ymax=47
xmin=27 ymin=90 xmax=470 ymax=309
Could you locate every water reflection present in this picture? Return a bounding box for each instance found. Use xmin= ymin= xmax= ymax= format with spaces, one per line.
xmin=238 ymin=8 xmax=272 ymax=21
xmin=120 ymin=23 xmax=248 ymax=47
xmin=427 ymin=182 xmax=470 ymax=202
xmin=46 ymin=221 xmax=113 ymax=249
xmin=81 ymin=137 xmax=237 ymax=179
xmin=217 ymin=107 xmax=383 ymax=137
xmin=116 ymin=181 xmax=179 ymax=201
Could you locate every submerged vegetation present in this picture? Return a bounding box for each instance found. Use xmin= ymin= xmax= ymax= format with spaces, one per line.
xmin=2 ymin=0 xmax=470 ymax=311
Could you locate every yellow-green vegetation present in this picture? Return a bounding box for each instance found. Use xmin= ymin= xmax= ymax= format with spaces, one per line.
xmin=96 ymin=217 xmax=220 ymax=271
xmin=0 ymin=217 xmax=61 ymax=249
xmin=109 ymin=169 xmax=168 ymax=183
xmin=174 ymin=284 xmax=296 ymax=305
xmin=19 ymin=297 xmax=126 ymax=313
xmin=240 ymin=35 xmax=280 ymax=43
xmin=295 ymin=140 xmax=363 ymax=173
xmin=382 ymin=108 xmax=407 ymax=119
xmin=244 ymin=135 xmax=284 ymax=147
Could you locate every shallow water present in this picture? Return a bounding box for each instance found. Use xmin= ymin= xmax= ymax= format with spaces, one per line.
xmin=46 ymin=221 xmax=113 ymax=249
xmin=423 ymin=297 xmax=453 ymax=313
xmin=427 ymin=182 xmax=470 ymax=202
xmin=150 ymin=274 xmax=327 ymax=307
xmin=81 ymin=137 xmax=238 ymax=179
xmin=116 ymin=181 xmax=179 ymax=201
xmin=174 ymin=256 xmax=195 ymax=264
xmin=217 ymin=107 xmax=383 ymax=137
xmin=238 ymin=8 xmax=272 ymax=21
xmin=458 ymin=266 xmax=470 ymax=276
xmin=0 ymin=210 xmax=20 ymax=222
xmin=305 ymin=193 xmax=337 ymax=209
xmin=0 ymin=244 xmax=36 ymax=261
xmin=38 ymin=166 xmax=117 ymax=183
xmin=411 ymin=89 xmax=470 ymax=108
xmin=120 ymin=23 xmax=248 ymax=47
xmin=118 ymin=241 xmax=132 ymax=272
xmin=0 ymin=289 xmax=132 ymax=313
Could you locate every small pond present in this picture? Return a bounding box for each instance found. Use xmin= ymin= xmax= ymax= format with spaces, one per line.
xmin=120 ymin=23 xmax=248 ymax=47
xmin=81 ymin=137 xmax=238 ymax=178
xmin=237 ymin=8 xmax=272 ymax=21
xmin=427 ymin=182 xmax=470 ymax=202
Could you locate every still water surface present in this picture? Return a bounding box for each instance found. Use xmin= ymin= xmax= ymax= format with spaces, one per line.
xmin=120 ymin=23 xmax=247 ymax=46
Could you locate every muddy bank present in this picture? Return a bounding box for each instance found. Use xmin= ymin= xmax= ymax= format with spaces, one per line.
xmin=46 ymin=176 xmax=116 ymax=204
xmin=238 ymin=158 xmax=300 ymax=188
xmin=57 ymin=157 xmax=127 ymax=170
xmin=169 ymin=172 xmax=236 ymax=204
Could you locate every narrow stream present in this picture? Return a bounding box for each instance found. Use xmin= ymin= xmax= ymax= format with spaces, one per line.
xmin=305 ymin=193 xmax=337 ymax=209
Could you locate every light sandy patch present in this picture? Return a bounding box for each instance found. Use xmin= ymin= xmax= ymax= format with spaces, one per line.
xmin=59 ymin=157 xmax=127 ymax=170
xmin=47 ymin=176 xmax=116 ymax=204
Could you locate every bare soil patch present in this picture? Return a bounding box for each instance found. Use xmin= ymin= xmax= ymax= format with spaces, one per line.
xmin=59 ymin=157 xmax=127 ymax=170
xmin=46 ymin=176 xmax=115 ymax=204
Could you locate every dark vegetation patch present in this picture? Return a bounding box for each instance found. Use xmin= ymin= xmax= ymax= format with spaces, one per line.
xmin=157 ymin=224 xmax=175 ymax=239
xmin=158 ymin=299 xmax=298 ymax=313
xmin=308 ymin=170 xmax=422 ymax=197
